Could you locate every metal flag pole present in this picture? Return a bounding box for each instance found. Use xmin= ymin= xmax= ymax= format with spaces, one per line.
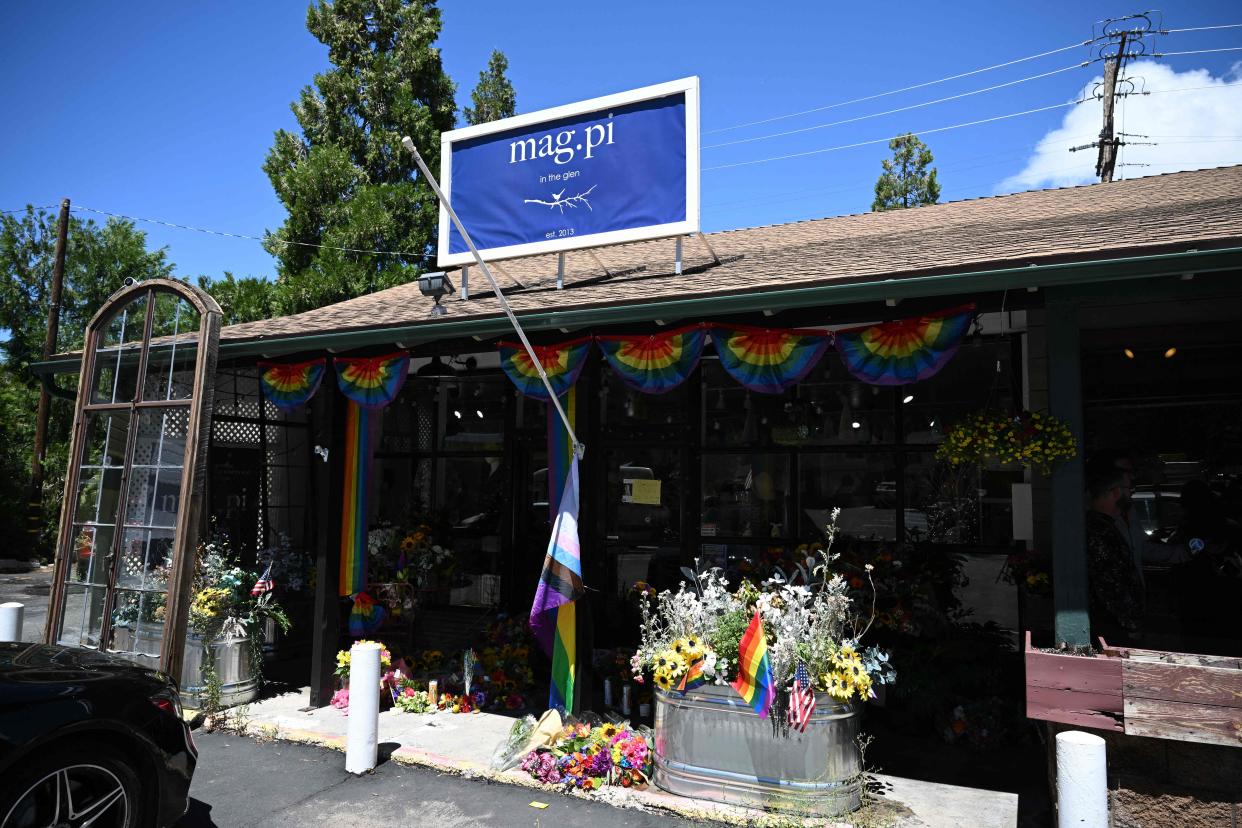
xmin=401 ymin=136 xmax=585 ymax=459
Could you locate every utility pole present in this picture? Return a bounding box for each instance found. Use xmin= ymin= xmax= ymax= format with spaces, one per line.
xmin=27 ymin=197 xmax=70 ymax=556
xmin=1095 ymin=31 xmax=1127 ymax=183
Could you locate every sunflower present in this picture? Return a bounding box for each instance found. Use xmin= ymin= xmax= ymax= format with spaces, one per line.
xmin=653 ymin=670 xmax=673 ymax=691
xmin=826 ymin=672 xmax=854 ymax=702
xmin=400 ymin=535 xmax=418 ymax=552
xmin=601 ymin=723 xmax=619 ymax=739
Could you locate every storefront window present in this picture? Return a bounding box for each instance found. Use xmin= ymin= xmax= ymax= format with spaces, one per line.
xmin=700 ymin=453 xmax=790 ymax=539
xmin=799 ymin=453 xmax=900 ymax=541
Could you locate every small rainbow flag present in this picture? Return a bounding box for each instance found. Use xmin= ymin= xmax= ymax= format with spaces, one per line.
xmin=348 ymin=591 xmax=386 ymax=636
xmin=675 ymin=657 xmax=707 ymax=693
xmin=730 ymin=609 xmax=776 ymax=718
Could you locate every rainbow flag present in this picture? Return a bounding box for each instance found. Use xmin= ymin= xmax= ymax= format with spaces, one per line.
xmin=338 ymin=401 xmax=370 ymax=597
xmin=258 ymin=358 xmax=326 ymax=412
xmin=334 ymin=352 xmax=409 ymax=408
xmin=835 ymin=304 xmax=974 ymax=386
xmin=348 ymin=591 xmax=386 ymax=636
xmin=498 ymin=338 xmax=591 ymax=400
xmin=711 ymin=326 xmax=830 ymax=394
xmin=675 ymin=657 xmax=707 ymax=693
xmin=730 ymin=609 xmax=776 ymax=718
xmin=530 ymin=389 xmax=584 ymax=712
xmin=597 ymin=325 xmax=705 ymax=395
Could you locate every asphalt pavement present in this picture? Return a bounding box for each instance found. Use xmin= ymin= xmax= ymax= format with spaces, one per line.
xmin=178 ymin=730 xmax=713 ymax=828
xmin=0 ymin=563 xmax=52 ymax=642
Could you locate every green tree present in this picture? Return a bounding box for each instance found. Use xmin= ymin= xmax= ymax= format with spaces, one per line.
xmin=197 ymin=272 xmax=279 ymax=325
xmin=463 ymin=50 xmax=516 ymax=126
xmin=871 ymin=133 xmax=941 ymax=212
xmin=0 ymin=205 xmax=175 ymax=558
xmin=263 ymin=0 xmax=458 ymax=315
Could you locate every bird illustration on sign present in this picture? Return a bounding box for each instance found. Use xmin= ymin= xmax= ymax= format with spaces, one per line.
xmin=524 ymin=184 xmax=597 ymax=213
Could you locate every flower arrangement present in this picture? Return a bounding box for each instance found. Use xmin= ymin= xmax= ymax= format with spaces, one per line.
xmin=367 ymin=521 xmax=454 ymax=588
xmin=632 ymin=510 xmax=895 ymax=709
xmin=394 ymin=685 xmax=433 ymax=714
xmin=334 ymin=639 xmax=392 ymax=680
xmin=1000 ymin=550 xmax=1051 ymax=596
xmin=520 ymin=721 xmax=652 ymax=791
xmin=257 ymin=532 xmax=313 ymax=594
xmin=934 ymin=410 xmax=1076 ymax=473
xmin=331 ymin=640 xmax=401 ymax=714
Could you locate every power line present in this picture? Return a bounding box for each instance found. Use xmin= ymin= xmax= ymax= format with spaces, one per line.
xmin=703 ymin=39 xmax=1092 ymax=136
xmin=70 ymin=205 xmax=422 ymax=258
xmin=704 ymin=100 xmax=1084 ymax=172
xmin=705 ymin=81 xmax=1242 ymax=173
xmin=1154 ymin=46 xmax=1242 ymax=57
xmin=1 ymin=206 xmax=57 ymax=215
xmin=1164 ymin=23 xmax=1242 ymax=33
xmin=703 ymin=63 xmax=1087 ymax=151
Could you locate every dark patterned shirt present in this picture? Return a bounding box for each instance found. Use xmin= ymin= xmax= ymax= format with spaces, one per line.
xmin=1086 ymin=510 xmax=1145 ymax=638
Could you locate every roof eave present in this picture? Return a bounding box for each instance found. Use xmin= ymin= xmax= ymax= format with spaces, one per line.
xmin=31 ymin=244 xmax=1242 ymax=375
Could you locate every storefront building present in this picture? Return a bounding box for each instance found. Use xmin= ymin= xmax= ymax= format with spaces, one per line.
xmin=37 ymin=166 xmax=1242 ymax=811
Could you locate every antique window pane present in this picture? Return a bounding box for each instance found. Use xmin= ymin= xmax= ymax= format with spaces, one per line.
xmin=90 ymin=294 xmax=149 ymax=404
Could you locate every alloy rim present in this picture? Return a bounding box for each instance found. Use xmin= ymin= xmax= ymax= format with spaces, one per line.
xmin=1 ymin=763 xmax=129 ymax=828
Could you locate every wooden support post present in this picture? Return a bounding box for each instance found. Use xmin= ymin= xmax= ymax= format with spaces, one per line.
xmin=309 ymin=389 xmax=343 ymax=708
xmin=1046 ymin=290 xmax=1090 ymax=646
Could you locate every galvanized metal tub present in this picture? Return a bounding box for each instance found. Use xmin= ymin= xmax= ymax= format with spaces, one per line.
xmin=653 ymin=684 xmax=862 ymax=817
xmin=111 ymin=625 xmax=259 ymax=708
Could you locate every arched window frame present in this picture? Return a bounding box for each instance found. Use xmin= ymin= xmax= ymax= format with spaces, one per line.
xmin=46 ymin=278 xmax=221 ymax=676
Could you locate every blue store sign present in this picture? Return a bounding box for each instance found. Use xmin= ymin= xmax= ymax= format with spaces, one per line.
xmin=438 ymin=77 xmax=700 ymax=266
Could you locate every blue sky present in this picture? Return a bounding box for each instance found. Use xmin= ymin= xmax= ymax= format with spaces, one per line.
xmin=2 ymin=1 xmax=1240 ymax=282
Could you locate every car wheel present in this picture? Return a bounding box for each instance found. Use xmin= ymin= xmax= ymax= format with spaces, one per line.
xmin=0 ymin=742 xmax=145 ymax=828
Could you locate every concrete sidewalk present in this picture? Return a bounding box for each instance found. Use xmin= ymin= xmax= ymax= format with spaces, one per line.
xmin=224 ymin=688 xmax=1018 ymax=828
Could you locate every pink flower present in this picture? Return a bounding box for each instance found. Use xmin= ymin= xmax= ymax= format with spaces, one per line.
xmin=403 ymin=686 xmax=416 ymax=697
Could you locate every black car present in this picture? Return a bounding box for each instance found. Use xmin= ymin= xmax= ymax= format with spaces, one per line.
xmin=0 ymin=642 xmax=197 ymax=828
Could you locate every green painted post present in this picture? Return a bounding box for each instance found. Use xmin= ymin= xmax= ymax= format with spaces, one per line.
xmin=1046 ymin=290 xmax=1090 ymax=645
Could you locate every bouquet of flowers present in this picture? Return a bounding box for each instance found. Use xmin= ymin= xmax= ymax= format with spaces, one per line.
xmin=367 ymin=521 xmax=454 ymax=587
xmin=257 ymin=532 xmax=313 ymax=594
xmin=1000 ymin=550 xmax=1051 ymax=596
xmin=935 ymin=409 xmax=1076 ymax=473
xmin=519 ymin=721 xmax=652 ymax=792
xmin=632 ymin=510 xmax=895 ymax=708
xmin=331 ymin=640 xmax=398 ymax=713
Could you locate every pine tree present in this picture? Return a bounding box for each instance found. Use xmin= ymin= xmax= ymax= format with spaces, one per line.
xmin=871 ymin=133 xmax=941 ymax=212
xmin=263 ymin=0 xmax=457 ymax=314
xmin=463 ymin=50 xmax=516 ymax=126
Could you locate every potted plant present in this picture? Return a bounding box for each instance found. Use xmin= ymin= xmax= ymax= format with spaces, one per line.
xmin=631 ymin=510 xmax=894 ymax=818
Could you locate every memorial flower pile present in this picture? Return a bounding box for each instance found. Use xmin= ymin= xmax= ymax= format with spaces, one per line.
xmin=633 ymin=510 xmax=895 ymax=704
xmin=519 ymin=721 xmax=652 ymax=791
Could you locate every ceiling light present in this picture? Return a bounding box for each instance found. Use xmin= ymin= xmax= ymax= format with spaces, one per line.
xmin=851 ymin=421 xmax=861 ymax=429
xmin=1164 ymin=347 xmax=1177 ymax=359
xmin=476 ymin=409 xmax=484 ymax=419
xmin=1123 ymin=348 xmax=1135 ymax=359
xmin=903 ymin=394 xmax=914 ymax=404
xmin=453 ymin=409 xmax=462 ymax=419
xmin=929 ymin=419 xmax=936 ymax=427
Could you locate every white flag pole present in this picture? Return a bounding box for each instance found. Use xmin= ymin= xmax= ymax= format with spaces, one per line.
xmin=401 ymin=136 xmax=584 ymax=459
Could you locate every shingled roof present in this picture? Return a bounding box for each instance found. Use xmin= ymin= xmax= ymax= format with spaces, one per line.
xmin=186 ymin=164 xmax=1242 ymax=351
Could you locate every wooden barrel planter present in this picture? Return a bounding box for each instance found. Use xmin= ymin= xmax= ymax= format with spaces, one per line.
xmin=112 ymin=624 xmax=259 ymax=708
xmin=653 ymin=685 xmax=862 ymax=817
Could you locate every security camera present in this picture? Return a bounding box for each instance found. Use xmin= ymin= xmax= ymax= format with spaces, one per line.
xmin=122 ymin=277 xmax=137 ymax=287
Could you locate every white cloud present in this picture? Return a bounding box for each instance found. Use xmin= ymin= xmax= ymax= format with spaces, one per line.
xmin=999 ymin=60 xmax=1242 ymax=192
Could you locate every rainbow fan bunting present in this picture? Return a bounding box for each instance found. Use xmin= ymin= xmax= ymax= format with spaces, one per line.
xmin=258 ymin=358 xmax=326 ymax=412
xmin=730 ymin=609 xmax=776 ymax=718
xmin=836 ymin=304 xmax=975 ymax=386
xmin=333 ymin=352 xmax=410 ymax=408
xmin=597 ymin=325 xmax=706 ymax=394
xmin=498 ymin=338 xmax=591 ymax=400
xmin=711 ymin=326 xmax=830 ymax=394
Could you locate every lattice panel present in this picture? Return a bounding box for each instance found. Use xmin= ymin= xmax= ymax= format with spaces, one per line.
xmin=212 ymin=419 xmax=262 ymax=446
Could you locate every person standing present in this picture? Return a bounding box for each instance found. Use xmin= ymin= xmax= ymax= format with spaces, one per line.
xmin=1085 ymin=465 xmax=1145 ymax=645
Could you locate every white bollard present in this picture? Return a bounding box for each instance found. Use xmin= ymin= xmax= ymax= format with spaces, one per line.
xmin=344 ymin=641 xmax=382 ymax=774
xmin=1056 ymin=730 xmax=1108 ymax=827
xmin=0 ymin=602 xmax=24 ymax=642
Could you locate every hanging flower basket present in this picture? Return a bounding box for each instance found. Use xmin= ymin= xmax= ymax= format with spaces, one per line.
xmin=935 ymin=410 xmax=1076 ymax=474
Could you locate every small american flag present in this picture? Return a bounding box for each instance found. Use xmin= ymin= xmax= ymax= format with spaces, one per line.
xmin=788 ymin=663 xmax=815 ymax=733
xmin=250 ymin=563 xmax=275 ymax=597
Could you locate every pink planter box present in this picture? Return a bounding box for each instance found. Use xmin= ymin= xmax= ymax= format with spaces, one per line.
xmin=1023 ymin=631 xmax=1124 ymax=732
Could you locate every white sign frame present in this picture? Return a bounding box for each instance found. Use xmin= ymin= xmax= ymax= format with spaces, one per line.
xmin=436 ymin=76 xmax=700 ymax=268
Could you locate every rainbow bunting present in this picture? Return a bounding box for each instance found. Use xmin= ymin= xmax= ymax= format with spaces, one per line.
xmin=348 ymin=591 xmax=386 ymax=636
xmin=835 ymin=304 xmax=975 ymax=386
xmin=597 ymin=325 xmax=706 ymax=394
xmin=334 ymin=352 xmax=410 ymax=408
xmin=730 ymin=609 xmax=776 ymax=718
xmin=258 ymin=358 xmax=326 ymax=412
xmin=675 ymin=657 xmax=707 ymax=693
xmin=711 ymin=326 xmax=830 ymax=394
xmin=530 ymin=389 xmax=584 ymax=712
xmin=498 ymin=338 xmax=591 ymax=400
xmin=338 ymin=401 xmax=370 ymax=597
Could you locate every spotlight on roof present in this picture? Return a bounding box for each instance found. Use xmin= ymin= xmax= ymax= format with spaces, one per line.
xmin=419 ymin=271 xmax=454 ymax=316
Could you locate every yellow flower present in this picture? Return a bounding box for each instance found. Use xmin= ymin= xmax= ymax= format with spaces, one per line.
xmin=601 ymin=723 xmax=619 ymax=739
xmin=673 ymin=636 xmax=705 ymax=662
xmin=826 ymin=672 xmax=854 ymax=701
